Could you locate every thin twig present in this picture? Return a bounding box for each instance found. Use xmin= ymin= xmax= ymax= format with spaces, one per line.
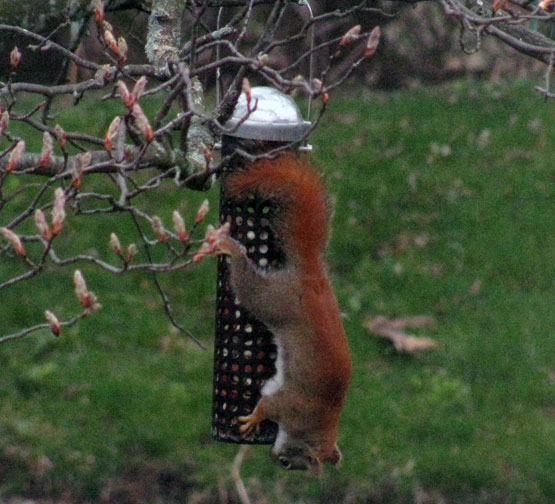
xmin=231 ymin=446 xmax=251 ymax=504
xmin=130 ymin=212 xmax=207 ymax=350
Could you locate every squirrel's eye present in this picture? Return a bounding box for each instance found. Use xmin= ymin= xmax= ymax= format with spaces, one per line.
xmin=278 ymin=456 xmax=291 ymax=469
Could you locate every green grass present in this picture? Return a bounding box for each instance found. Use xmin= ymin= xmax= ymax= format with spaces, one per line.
xmin=1 ymin=80 xmax=554 ymax=503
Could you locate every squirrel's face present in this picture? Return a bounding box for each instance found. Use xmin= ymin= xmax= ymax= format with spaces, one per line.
xmin=271 ymin=440 xmax=323 ymax=475
xmin=271 ymin=438 xmax=343 ymax=475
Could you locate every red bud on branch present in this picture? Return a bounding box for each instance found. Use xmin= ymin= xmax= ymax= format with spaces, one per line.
xmin=152 ymin=216 xmax=168 ymax=242
xmin=0 ymin=227 xmax=26 ymax=256
xmin=195 ymin=199 xmax=209 ymax=225
xmin=10 ymin=46 xmax=21 ymax=69
xmin=93 ymin=0 xmax=104 ymax=24
xmin=74 ymin=270 xmax=100 ymax=310
xmin=51 ymin=188 xmax=66 ymax=236
xmin=117 ymin=80 xmax=134 ymax=108
xmin=0 ymin=111 xmax=9 ymax=135
xmin=117 ymin=36 xmax=128 ymax=63
xmin=131 ymin=104 xmax=154 ymax=142
xmin=34 ymin=209 xmax=52 ymax=241
xmin=172 ymin=210 xmax=188 ymax=242
xmin=193 ymin=241 xmax=211 ymax=263
xmin=242 ymin=78 xmax=252 ymax=105
xmin=340 ymin=25 xmax=361 ymax=46
xmin=127 ymin=243 xmax=137 ymax=263
xmin=7 ymin=140 xmax=25 ymax=173
xmin=365 ymin=26 xmax=381 ymax=59
xmin=54 ymin=124 xmax=67 ymax=148
xmin=110 ymin=232 xmax=122 ymax=256
xmin=72 ymin=152 xmax=91 ymax=189
xmin=104 ymin=29 xmax=119 ymax=56
xmin=44 ymin=310 xmax=61 ymax=337
xmin=131 ymin=76 xmax=147 ymax=102
xmin=105 ymin=116 xmax=122 ymax=151
xmin=39 ymin=132 xmax=53 ymax=168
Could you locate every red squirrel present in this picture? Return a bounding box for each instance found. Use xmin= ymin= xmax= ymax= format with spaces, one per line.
xmin=215 ymin=153 xmax=352 ymax=475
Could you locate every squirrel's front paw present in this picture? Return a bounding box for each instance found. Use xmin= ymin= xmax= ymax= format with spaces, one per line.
xmin=193 ymin=223 xmax=241 ymax=263
xmin=238 ymin=414 xmax=259 ymax=438
xmin=215 ymin=236 xmax=241 ymax=257
xmin=238 ymin=400 xmax=267 ymax=438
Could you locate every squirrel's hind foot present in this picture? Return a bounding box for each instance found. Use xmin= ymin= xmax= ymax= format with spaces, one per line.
xmin=238 ymin=399 xmax=267 ymax=438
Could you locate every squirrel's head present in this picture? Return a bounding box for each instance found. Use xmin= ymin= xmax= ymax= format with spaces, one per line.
xmin=271 ymin=438 xmax=342 ymax=476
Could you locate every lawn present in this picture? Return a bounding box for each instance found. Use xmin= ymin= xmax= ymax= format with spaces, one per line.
xmin=1 ymin=80 xmax=554 ymax=503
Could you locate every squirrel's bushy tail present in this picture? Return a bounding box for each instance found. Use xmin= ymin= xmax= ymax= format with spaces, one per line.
xmin=225 ymin=153 xmax=330 ymax=272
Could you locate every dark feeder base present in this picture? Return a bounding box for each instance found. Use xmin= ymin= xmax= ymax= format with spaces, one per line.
xmin=212 ymin=137 xmax=288 ymax=444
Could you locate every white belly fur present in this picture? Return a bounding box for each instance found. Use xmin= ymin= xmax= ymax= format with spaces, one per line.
xmin=261 ymin=338 xmax=284 ymax=397
xmin=272 ymin=423 xmax=288 ymax=454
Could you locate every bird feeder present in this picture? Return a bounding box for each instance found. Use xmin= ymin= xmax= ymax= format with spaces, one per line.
xmin=212 ymin=86 xmax=311 ymax=444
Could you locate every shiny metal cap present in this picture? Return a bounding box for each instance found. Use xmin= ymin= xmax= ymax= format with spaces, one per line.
xmin=223 ymin=86 xmax=311 ymax=142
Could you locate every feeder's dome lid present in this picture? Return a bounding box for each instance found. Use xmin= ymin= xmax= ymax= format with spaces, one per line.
xmin=224 ymin=86 xmax=311 ymax=142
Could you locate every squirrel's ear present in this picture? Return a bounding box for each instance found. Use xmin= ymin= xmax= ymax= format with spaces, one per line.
xmin=327 ymin=444 xmax=342 ymax=466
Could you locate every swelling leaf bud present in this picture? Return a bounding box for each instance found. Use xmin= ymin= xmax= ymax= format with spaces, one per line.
xmin=0 ymin=111 xmax=9 ymax=135
xmin=44 ymin=310 xmax=61 ymax=337
xmin=365 ymin=26 xmax=381 ymax=59
xmin=39 ymin=132 xmax=53 ymax=168
xmin=0 ymin=227 xmax=26 ymax=256
xmin=242 ymin=78 xmax=252 ymax=105
xmin=51 ymin=188 xmax=66 ymax=236
xmin=110 ymin=232 xmax=122 ymax=256
xmin=195 ymin=199 xmax=209 ymax=225
xmin=152 ymin=216 xmax=168 ymax=242
xmin=131 ymin=104 xmax=154 ymax=142
xmin=7 ymin=140 xmax=25 ymax=173
xmin=132 ymin=76 xmax=147 ymax=102
xmin=117 ymin=36 xmax=128 ymax=62
xmin=34 ymin=209 xmax=52 ymax=241
xmin=72 ymin=151 xmax=91 ymax=189
xmin=73 ymin=270 xmax=100 ymax=310
xmin=117 ymin=80 xmax=134 ymax=108
xmin=340 ymin=25 xmax=361 ymax=46
xmin=93 ymin=0 xmax=104 ymax=24
xmin=54 ymin=124 xmax=67 ymax=148
xmin=104 ymin=29 xmax=119 ymax=55
xmin=172 ymin=210 xmax=188 ymax=242
xmin=10 ymin=46 xmax=21 ymax=69
xmin=127 ymin=243 xmax=137 ymax=263
xmin=105 ymin=116 xmax=122 ymax=151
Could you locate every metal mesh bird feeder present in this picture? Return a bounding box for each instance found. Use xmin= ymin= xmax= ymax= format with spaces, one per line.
xmin=212 ymin=86 xmax=312 ymax=444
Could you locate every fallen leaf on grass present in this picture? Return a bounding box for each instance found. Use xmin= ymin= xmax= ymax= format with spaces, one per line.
xmin=365 ymin=315 xmax=438 ymax=353
xmin=468 ymin=279 xmax=482 ymax=295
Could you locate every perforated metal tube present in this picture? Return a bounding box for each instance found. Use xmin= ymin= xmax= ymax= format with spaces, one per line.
xmin=212 ymin=137 xmax=287 ymax=444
